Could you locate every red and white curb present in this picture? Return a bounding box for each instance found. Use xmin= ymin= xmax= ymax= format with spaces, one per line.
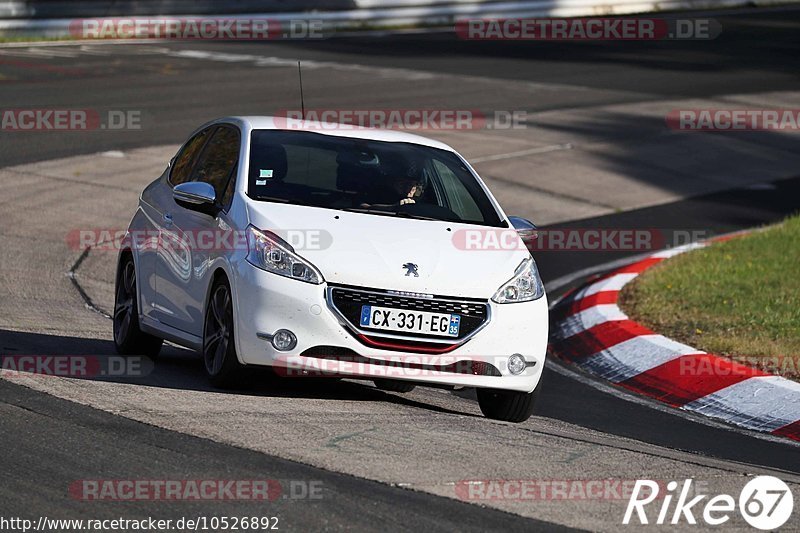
xmin=549 ymin=242 xmax=800 ymax=442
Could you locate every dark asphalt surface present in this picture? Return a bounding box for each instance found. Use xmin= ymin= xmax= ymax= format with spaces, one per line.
xmin=1 ymin=7 xmax=800 ymax=531
xmin=0 ymin=378 xmax=573 ymax=532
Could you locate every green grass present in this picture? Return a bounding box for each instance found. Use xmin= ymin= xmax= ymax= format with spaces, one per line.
xmin=619 ymin=214 xmax=800 ymax=378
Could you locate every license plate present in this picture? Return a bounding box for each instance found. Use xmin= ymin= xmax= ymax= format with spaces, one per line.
xmin=359 ymin=305 xmax=460 ymax=337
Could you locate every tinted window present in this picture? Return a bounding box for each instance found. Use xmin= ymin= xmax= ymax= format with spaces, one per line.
xmin=248 ymin=130 xmax=502 ymax=226
xmin=431 ymin=159 xmax=484 ymax=222
xmin=170 ymin=128 xmax=211 ymax=186
xmin=194 ymin=126 xmax=240 ymax=202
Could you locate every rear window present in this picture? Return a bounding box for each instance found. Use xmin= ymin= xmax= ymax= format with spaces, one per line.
xmin=248 ymin=130 xmax=503 ymax=227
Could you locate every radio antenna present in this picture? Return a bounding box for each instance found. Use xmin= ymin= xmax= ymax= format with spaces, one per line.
xmin=297 ymin=61 xmax=306 ymax=120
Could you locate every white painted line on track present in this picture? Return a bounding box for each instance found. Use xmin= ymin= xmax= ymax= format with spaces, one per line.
xmin=18 ymin=47 xmax=79 ymax=58
xmin=0 ymin=39 xmax=173 ymax=48
xmin=0 ymin=40 xmax=615 ymax=93
xmin=470 ymin=143 xmax=573 ymax=163
xmin=0 ymin=47 xmax=78 ymax=58
xmin=77 ymin=45 xmax=112 ymax=55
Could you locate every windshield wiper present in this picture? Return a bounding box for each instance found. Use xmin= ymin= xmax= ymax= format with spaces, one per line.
xmin=254 ymin=195 xmax=290 ymax=203
xmin=338 ymin=207 xmax=439 ymax=221
xmin=251 ymin=201 xmax=442 ymax=221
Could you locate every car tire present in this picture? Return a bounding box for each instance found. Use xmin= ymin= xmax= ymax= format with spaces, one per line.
xmin=476 ymin=385 xmax=540 ymax=423
xmin=113 ymin=255 xmax=163 ymax=358
xmin=374 ymin=379 xmax=416 ymax=393
xmin=203 ymin=277 xmax=244 ymax=388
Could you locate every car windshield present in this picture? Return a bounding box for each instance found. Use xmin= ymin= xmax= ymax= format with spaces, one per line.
xmin=247 ymin=130 xmax=504 ymax=227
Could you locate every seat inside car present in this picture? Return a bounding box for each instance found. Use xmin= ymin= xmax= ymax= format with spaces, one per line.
xmin=336 ymin=151 xmax=381 ymax=202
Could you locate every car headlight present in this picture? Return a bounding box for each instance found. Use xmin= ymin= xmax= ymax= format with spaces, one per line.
xmin=246 ymin=225 xmax=324 ymax=284
xmin=492 ymin=257 xmax=544 ymax=303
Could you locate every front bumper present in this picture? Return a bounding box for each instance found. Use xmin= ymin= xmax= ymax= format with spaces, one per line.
xmin=232 ymin=262 xmax=548 ymax=393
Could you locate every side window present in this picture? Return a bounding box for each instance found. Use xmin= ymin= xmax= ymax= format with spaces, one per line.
xmin=431 ymin=159 xmax=483 ymax=222
xmin=170 ymin=128 xmax=211 ymax=186
xmin=193 ymin=126 xmax=241 ymax=203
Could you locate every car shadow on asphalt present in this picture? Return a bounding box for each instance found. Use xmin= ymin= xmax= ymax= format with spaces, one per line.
xmin=0 ymin=328 xmax=480 ymax=418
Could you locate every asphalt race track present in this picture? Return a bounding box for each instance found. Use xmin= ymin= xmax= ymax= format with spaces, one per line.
xmin=1 ymin=8 xmax=800 ymax=532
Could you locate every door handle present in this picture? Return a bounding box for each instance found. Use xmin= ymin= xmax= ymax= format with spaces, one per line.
xmin=162 ymin=213 xmax=173 ymax=225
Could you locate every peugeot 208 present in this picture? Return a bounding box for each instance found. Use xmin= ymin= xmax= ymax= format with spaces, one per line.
xmin=114 ymin=117 xmax=547 ymax=422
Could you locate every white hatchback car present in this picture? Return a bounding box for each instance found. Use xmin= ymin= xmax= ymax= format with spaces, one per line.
xmin=114 ymin=117 xmax=548 ymax=422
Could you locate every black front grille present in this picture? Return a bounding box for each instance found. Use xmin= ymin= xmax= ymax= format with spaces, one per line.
xmin=330 ymin=286 xmax=489 ymax=341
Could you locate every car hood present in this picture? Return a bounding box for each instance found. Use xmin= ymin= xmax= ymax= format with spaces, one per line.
xmin=246 ymin=202 xmax=529 ymax=299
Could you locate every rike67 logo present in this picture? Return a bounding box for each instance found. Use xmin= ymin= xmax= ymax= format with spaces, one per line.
xmin=623 ymin=476 xmax=793 ymax=530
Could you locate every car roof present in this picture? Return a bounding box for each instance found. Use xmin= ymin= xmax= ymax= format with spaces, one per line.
xmin=214 ymin=116 xmax=457 ymax=152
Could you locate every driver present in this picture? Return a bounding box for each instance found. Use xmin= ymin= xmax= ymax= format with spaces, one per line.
xmin=391 ymin=175 xmax=420 ymax=206
xmin=361 ymin=174 xmax=421 ymax=208
xmin=361 ymin=153 xmax=425 ymax=208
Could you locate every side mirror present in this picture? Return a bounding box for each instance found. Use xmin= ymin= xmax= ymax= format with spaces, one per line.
xmin=508 ymin=216 xmax=539 ymax=250
xmin=173 ymin=182 xmax=218 ymax=216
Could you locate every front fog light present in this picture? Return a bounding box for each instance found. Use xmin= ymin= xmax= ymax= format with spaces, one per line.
xmin=508 ymin=354 xmax=526 ymax=375
xmin=272 ymin=329 xmax=297 ymax=351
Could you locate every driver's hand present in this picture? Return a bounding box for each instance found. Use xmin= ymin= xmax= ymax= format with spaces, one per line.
xmin=399 ymin=198 xmax=416 ymax=205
